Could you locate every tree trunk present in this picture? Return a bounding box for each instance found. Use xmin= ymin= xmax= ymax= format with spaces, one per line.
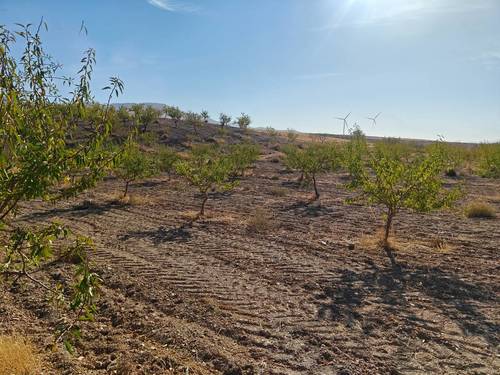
xmin=123 ymin=181 xmax=130 ymax=198
xmin=312 ymin=174 xmax=319 ymax=200
xmin=383 ymin=209 xmax=393 ymax=244
xmin=383 ymin=209 xmax=397 ymax=267
xmin=199 ymin=193 xmax=208 ymax=217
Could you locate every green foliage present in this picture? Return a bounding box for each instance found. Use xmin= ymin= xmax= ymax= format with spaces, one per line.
xmin=352 ymin=144 xmax=461 ymax=265
xmin=154 ymin=146 xmax=179 ymax=177
xmin=141 ymin=105 xmax=159 ymax=133
xmin=237 ymin=113 xmax=251 ymax=132
xmin=165 ymin=105 xmax=184 ymax=128
xmin=476 ymin=143 xmax=500 ymax=178
xmin=342 ymin=128 xmax=368 ymax=186
xmin=0 ymin=22 xmax=122 ymax=349
xmin=201 ymin=110 xmax=209 ymax=123
xmin=282 ymin=143 xmax=341 ymax=199
xmin=185 ymin=111 xmax=203 ymax=134
xmin=117 ymin=106 xmax=130 ymax=123
xmin=227 ymin=143 xmax=260 ymax=177
xmin=131 ymin=104 xmax=158 ymax=133
xmin=175 ymin=145 xmax=242 ymax=217
xmin=114 ymin=140 xmax=156 ymax=197
xmin=426 ymin=140 xmax=465 ymax=177
xmin=219 ymin=113 xmax=231 ymax=128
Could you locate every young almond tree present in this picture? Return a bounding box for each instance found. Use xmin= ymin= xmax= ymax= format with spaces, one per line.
xmin=237 ymin=113 xmax=251 ymax=132
xmin=185 ymin=111 xmax=203 ymax=135
xmin=354 ymin=144 xmax=460 ymax=266
xmin=154 ymin=145 xmax=179 ymax=179
xmin=114 ymin=140 xmax=156 ymax=197
xmin=342 ymin=126 xmax=368 ymax=187
xmin=227 ymin=143 xmax=261 ymax=177
xmin=175 ymin=145 xmax=239 ymax=218
xmin=201 ymin=110 xmax=209 ymax=124
xmin=0 ymin=23 xmax=123 ymax=349
xmin=117 ymin=105 xmax=131 ymax=124
xmin=282 ymin=143 xmax=341 ymax=200
xmin=166 ymin=106 xmax=184 ymax=128
xmin=140 ymin=105 xmax=159 ymax=133
xmin=131 ymin=103 xmax=144 ymax=128
xmin=219 ymin=113 xmax=232 ymax=129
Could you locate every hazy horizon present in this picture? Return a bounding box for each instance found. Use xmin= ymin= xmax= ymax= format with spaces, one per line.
xmin=2 ymin=0 xmax=499 ymax=142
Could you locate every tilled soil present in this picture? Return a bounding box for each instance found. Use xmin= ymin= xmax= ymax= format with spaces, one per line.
xmin=2 ymin=154 xmax=499 ymax=374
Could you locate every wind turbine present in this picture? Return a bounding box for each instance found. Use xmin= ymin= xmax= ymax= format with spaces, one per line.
xmin=366 ymin=112 xmax=381 ymax=126
xmin=335 ymin=112 xmax=351 ymax=135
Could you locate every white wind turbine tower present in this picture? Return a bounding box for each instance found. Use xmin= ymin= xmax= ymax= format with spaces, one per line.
xmin=366 ymin=112 xmax=381 ymax=126
xmin=335 ymin=112 xmax=351 ymax=135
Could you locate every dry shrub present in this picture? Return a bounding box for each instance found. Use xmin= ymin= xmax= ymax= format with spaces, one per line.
xmin=269 ymin=186 xmax=287 ymax=197
xmin=246 ymin=208 xmax=275 ymax=233
xmin=465 ymin=201 xmax=496 ymax=219
xmin=0 ymin=336 xmax=41 ymax=375
xmin=113 ymin=194 xmax=149 ymax=206
xmin=429 ymin=236 xmax=454 ymax=253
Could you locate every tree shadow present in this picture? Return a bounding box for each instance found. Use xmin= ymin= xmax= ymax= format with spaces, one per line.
xmin=24 ymin=200 xmax=124 ymax=219
xmin=280 ymin=200 xmax=340 ymax=218
xmin=132 ymin=180 xmax=164 ymax=188
xmin=120 ymin=225 xmax=191 ymax=245
xmin=315 ymin=264 xmax=499 ymax=346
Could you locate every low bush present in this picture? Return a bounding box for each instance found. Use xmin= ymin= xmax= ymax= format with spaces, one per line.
xmin=465 ymin=202 xmax=496 ymax=218
xmin=246 ymin=208 xmax=275 ymax=233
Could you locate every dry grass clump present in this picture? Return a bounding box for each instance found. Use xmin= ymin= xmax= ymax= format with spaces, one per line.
xmin=269 ymin=186 xmax=287 ymax=197
xmin=113 ymin=194 xmax=150 ymax=206
xmin=246 ymin=208 xmax=275 ymax=233
xmin=0 ymin=336 xmax=41 ymax=375
xmin=464 ymin=201 xmax=496 ymax=219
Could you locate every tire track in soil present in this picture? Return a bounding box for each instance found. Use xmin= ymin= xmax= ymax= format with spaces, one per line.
xmin=19 ymin=162 xmax=500 ymax=374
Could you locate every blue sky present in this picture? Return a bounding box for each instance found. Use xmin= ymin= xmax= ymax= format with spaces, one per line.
xmin=2 ymin=0 xmax=499 ymax=142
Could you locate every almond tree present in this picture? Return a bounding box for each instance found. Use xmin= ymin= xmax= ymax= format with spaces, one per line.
xmin=0 ymin=23 xmax=123 ymax=349
xmin=342 ymin=126 xmax=368 ymax=187
xmin=155 ymin=146 xmax=179 ymax=179
xmin=175 ymin=145 xmax=239 ymax=218
xmin=237 ymin=113 xmax=251 ymax=132
xmin=201 ymin=110 xmax=209 ymax=124
xmin=140 ymin=105 xmax=160 ymax=133
xmin=354 ymin=143 xmax=460 ymax=266
xmin=282 ymin=143 xmax=341 ymax=200
xmin=219 ymin=113 xmax=231 ymax=129
xmin=166 ymin=106 xmax=184 ymax=128
xmin=117 ymin=106 xmax=130 ymax=124
xmin=185 ymin=111 xmax=203 ymax=135
xmin=114 ymin=140 xmax=156 ymax=197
